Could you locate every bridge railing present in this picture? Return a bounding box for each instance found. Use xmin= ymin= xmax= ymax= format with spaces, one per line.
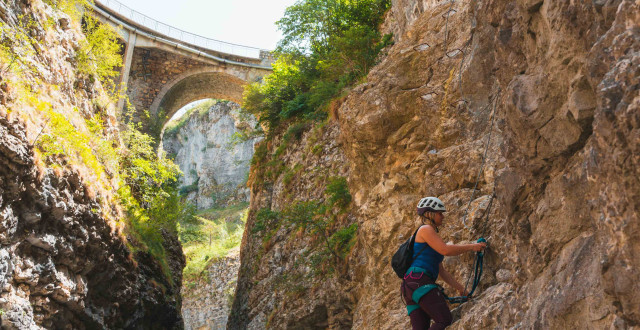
xmin=96 ymin=0 xmax=267 ymax=59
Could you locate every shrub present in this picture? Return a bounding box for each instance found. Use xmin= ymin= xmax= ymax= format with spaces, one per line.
xmin=241 ymin=0 xmax=391 ymax=134
xmin=76 ymin=15 xmax=122 ymax=82
xmin=251 ymin=142 xmax=268 ymax=166
xmin=328 ymin=223 xmax=358 ymax=258
xmin=282 ymin=200 xmax=323 ymax=231
xmin=325 ymin=176 xmax=352 ymax=211
xmin=180 ymin=206 xmax=248 ymax=283
xmin=252 ymin=207 xmax=280 ymax=234
xmin=179 ymin=179 xmax=199 ymax=196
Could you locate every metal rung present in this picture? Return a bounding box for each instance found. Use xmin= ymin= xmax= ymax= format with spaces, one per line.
xmin=442 ymin=8 xmax=457 ymax=18
xmin=421 ymin=92 xmax=439 ymax=101
xmin=446 ymin=49 xmax=463 ymax=58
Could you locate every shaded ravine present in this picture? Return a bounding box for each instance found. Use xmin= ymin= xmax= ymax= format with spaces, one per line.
xmin=160 ymin=100 xmax=258 ymax=329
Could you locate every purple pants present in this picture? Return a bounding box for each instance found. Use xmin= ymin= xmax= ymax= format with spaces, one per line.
xmin=401 ymin=273 xmax=453 ymax=330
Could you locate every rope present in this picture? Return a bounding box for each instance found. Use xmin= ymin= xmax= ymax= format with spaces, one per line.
xmin=461 ymin=89 xmax=500 ymax=229
xmin=442 ymin=0 xmax=455 ymax=52
xmin=443 ymin=238 xmax=485 ymax=304
xmin=439 ymin=2 xmax=496 ymax=302
xmin=417 ymin=0 xmax=497 ymax=306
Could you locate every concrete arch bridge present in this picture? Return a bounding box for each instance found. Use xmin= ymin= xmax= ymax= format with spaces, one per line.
xmin=91 ymin=0 xmax=273 ymax=136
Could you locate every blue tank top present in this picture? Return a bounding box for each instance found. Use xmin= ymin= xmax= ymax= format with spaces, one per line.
xmin=411 ymin=241 xmax=444 ymax=279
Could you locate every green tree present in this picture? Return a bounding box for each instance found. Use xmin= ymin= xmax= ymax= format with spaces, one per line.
xmin=77 ymin=15 xmax=122 ymax=82
xmin=242 ymin=0 xmax=391 ymax=134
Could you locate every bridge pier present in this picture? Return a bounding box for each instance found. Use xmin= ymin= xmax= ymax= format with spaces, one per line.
xmin=117 ymin=31 xmax=138 ymax=112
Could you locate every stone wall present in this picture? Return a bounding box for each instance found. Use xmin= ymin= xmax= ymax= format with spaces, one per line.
xmin=125 ymin=47 xmax=268 ymax=135
xmin=181 ymin=248 xmax=240 ymax=330
xmin=128 ymin=48 xmax=224 ymax=116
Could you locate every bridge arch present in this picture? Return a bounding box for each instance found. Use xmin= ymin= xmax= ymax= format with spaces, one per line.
xmin=150 ymin=68 xmax=254 ymax=128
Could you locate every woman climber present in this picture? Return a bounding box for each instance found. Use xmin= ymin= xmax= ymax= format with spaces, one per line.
xmin=401 ymin=196 xmax=487 ymax=330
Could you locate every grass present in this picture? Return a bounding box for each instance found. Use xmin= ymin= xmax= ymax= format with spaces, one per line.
xmin=180 ymin=203 xmax=248 ymax=284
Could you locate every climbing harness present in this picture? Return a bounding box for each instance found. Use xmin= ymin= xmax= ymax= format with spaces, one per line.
xmin=403 ymin=237 xmax=486 ymax=313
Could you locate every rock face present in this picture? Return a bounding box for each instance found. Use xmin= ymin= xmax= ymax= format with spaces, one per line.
xmin=0 ymin=0 xmax=184 ymax=328
xmin=162 ymin=101 xmax=259 ymax=210
xmin=181 ymin=248 xmax=240 ymax=330
xmin=231 ymin=0 xmax=640 ymax=329
xmin=0 ymin=118 xmax=185 ymax=329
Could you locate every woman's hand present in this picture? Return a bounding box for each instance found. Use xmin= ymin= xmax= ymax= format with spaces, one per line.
xmin=470 ymin=242 xmax=487 ymax=252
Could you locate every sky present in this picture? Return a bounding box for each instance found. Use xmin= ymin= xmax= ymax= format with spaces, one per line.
xmin=111 ymin=0 xmax=297 ymax=50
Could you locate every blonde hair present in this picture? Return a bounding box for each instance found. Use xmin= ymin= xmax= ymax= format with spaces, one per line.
xmin=420 ymin=211 xmax=439 ymax=232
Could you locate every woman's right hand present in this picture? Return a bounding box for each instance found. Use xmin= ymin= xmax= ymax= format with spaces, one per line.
xmin=470 ymin=242 xmax=487 ymax=252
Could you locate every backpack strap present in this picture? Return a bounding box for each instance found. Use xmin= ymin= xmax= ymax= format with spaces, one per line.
xmin=410 ymin=225 xmax=430 ymax=264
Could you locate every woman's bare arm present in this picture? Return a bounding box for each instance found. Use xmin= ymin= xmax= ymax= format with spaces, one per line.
xmin=439 ymin=264 xmax=467 ymax=296
xmin=416 ymin=225 xmax=486 ymax=256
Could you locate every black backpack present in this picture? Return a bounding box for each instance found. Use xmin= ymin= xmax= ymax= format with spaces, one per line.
xmin=391 ymin=226 xmax=429 ymax=278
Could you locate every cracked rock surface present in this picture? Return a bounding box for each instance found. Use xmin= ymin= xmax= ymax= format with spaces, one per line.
xmin=231 ymin=0 xmax=639 ymax=329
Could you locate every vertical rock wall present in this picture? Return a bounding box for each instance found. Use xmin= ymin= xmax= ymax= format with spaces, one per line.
xmin=232 ymin=0 xmax=640 ymax=328
xmin=0 ymin=0 xmax=185 ymax=328
xmin=162 ymin=101 xmax=259 ymax=210
xmin=182 ymin=249 xmax=240 ymax=330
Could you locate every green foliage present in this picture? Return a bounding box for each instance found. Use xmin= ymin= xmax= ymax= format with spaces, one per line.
xmin=44 ymin=0 xmax=92 ymax=21
xmin=251 ymin=141 xmax=268 ymax=166
xmin=31 ymin=98 xmax=116 ymax=186
xmin=325 ymin=176 xmax=352 ymax=211
xmin=76 ymin=15 xmax=122 ymax=82
xmin=0 ymin=17 xmax=37 ymax=75
xmin=242 ymin=0 xmax=391 ymax=133
xmin=252 ymin=176 xmax=355 ymax=275
xmin=29 ymin=92 xmax=189 ymax=286
xmin=283 ymin=200 xmax=324 ymax=231
xmin=282 ymin=168 xmax=295 ymax=186
xmin=163 ymin=99 xmax=218 ymax=138
xmin=7 ymin=0 xmax=189 ymax=287
xmin=328 ymin=223 xmax=357 ymax=258
xmin=284 ymin=121 xmax=308 ymax=141
xmin=179 ymin=178 xmax=199 ymax=196
xmin=180 ymin=205 xmax=248 ymax=283
xmin=120 ymin=122 xmax=181 ymax=204
xmin=116 ymin=123 xmax=194 ymax=281
xmin=252 ymin=207 xmax=280 ymax=234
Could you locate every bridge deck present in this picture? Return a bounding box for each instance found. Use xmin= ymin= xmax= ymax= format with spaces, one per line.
xmin=93 ymin=0 xmax=273 ymax=69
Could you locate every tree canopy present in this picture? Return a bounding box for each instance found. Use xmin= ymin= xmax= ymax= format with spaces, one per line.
xmin=242 ymin=0 xmax=391 ymax=134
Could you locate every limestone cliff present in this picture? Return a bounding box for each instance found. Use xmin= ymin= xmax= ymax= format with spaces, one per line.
xmin=162 ymin=101 xmax=258 ymax=210
xmin=182 ymin=248 xmax=240 ymax=330
xmin=0 ymin=0 xmax=184 ymax=328
xmin=231 ymin=0 xmax=639 ymax=329
xmin=161 ymin=100 xmax=255 ymax=330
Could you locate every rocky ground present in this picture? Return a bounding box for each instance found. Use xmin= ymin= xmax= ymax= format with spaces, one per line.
xmin=231 ymin=0 xmax=639 ymax=328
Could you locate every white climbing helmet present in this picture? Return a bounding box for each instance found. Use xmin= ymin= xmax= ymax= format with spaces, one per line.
xmin=417 ymin=196 xmax=446 ymax=215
